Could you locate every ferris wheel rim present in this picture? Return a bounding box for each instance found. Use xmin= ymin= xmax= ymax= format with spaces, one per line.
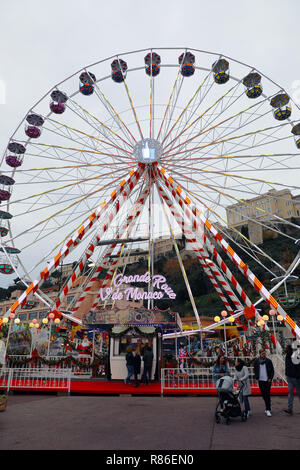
xmin=0 ymin=46 xmax=299 ymax=312
xmin=4 ymin=46 xmax=300 ymax=155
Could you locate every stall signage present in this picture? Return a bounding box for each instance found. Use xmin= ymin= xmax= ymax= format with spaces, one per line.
xmin=99 ymin=271 xmax=176 ymax=301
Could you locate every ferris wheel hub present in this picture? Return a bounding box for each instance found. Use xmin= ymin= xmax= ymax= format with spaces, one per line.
xmin=133 ymin=138 xmax=162 ymax=164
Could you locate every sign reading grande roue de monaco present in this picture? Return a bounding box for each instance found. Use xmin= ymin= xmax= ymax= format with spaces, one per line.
xmin=99 ymin=272 xmax=176 ymax=301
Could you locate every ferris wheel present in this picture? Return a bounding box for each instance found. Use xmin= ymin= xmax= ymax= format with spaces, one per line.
xmin=1 ymin=47 xmax=300 ymax=341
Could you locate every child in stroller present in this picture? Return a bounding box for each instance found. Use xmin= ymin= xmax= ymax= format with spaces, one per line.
xmin=215 ymin=375 xmax=247 ymax=425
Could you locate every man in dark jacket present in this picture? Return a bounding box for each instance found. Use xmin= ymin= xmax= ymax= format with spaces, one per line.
xmin=142 ymin=345 xmax=154 ymax=384
xmin=253 ymin=349 xmax=274 ymax=417
xmin=133 ymin=349 xmax=141 ymax=388
xmin=283 ymin=344 xmax=300 ymax=415
xmin=124 ymin=347 xmax=134 ymax=384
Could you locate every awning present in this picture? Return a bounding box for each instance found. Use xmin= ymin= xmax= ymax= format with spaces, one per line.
xmin=137 ymin=326 xmax=156 ymax=335
xmin=111 ymin=326 xmax=129 ymax=335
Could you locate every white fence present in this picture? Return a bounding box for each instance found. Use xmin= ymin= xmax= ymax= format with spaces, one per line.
xmin=0 ymin=367 xmax=72 ymax=393
xmin=6 ymin=355 xmax=93 ymax=379
xmin=161 ymin=366 xmax=287 ymax=394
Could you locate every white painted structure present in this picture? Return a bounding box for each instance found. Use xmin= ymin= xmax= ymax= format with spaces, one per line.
xmin=110 ymin=335 xmax=157 ymax=380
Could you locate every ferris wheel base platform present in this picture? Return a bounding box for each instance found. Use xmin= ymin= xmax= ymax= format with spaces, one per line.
xmin=70 ymin=380 xmax=289 ymax=396
xmin=5 ymin=380 xmax=289 ymax=396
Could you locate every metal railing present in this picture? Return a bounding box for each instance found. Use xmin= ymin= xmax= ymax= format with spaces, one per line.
xmin=6 ymin=355 xmax=93 ymax=379
xmin=161 ymin=366 xmax=287 ymax=394
xmin=0 ymin=367 xmax=72 ymax=393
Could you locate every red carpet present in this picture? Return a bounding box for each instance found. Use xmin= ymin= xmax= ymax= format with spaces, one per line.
xmin=3 ymin=379 xmax=289 ymax=396
xmin=68 ymin=380 xmax=290 ymax=396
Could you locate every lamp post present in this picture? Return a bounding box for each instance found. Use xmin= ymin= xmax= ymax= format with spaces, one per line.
xmin=47 ymin=312 xmax=55 ymax=357
xmin=221 ymin=311 xmax=228 ymax=356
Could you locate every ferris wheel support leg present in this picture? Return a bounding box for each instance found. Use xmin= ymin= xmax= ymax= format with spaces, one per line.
xmin=157 ymin=165 xmax=300 ymax=342
xmin=199 ymin=230 xmax=264 ymax=327
xmin=71 ymin=182 xmax=150 ymax=314
xmin=155 ymin=173 xmax=239 ymax=317
xmin=156 ymin=181 xmax=203 ymax=331
xmin=89 ymin=184 xmax=150 ymax=313
xmin=5 ymin=164 xmax=145 ymax=319
xmin=157 ymin=168 xmax=270 ymax=336
xmin=156 ymin=169 xmax=257 ymax=316
xmin=157 ymin=168 xmax=268 ymax=334
xmin=54 ymin=170 xmax=148 ymax=312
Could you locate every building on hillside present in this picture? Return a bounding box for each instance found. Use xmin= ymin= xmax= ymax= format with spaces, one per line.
xmin=115 ymin=235 xmax=184 ymax=267
xmin=225 ymin=189 xmax=300 ymax=244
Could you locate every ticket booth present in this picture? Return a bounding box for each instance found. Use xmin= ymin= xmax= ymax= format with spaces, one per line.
xmin=83 ymin=305 xmax=178 ymax=381
xmin=110 ymin=325 xmax=158 ymax=380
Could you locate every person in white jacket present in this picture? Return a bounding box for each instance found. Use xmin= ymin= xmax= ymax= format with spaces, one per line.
xmin=234 ymin=358 xmax=252 ymax=417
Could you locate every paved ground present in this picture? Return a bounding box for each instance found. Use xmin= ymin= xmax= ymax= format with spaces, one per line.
xmin=0 ymin=393 xmax=300 ymax=450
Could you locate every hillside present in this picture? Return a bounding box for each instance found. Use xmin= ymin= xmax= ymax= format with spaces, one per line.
xmin=125 ymin=226 xmax=300 ymax=319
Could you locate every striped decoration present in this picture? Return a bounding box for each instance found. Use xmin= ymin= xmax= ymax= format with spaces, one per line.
xmin=53 ymin=173 xmax=146 ymax=311
xmin=5 ymin=164 xmax=145 ymax=318
xmin=71 ymin=184 xmax=150 ymax=314
xmin=157 ymin=165 xmax=300 ymax=341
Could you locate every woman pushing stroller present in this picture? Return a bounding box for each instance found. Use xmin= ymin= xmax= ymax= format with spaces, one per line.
xmin=234 ymin=358 xmax=251 ymax=418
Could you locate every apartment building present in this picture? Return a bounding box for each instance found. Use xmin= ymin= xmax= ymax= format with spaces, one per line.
xmin=116 ymin=236 xmax=181 ymax=267
xmin=225 ymin=189 xmax=300 ymax=244
xmin=226 ymin=189 xmax=299 ymax=228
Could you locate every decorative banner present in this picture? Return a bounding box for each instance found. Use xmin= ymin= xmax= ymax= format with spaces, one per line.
xmin=99 ymin=271 xmax=176 ymax=302
xmin=83 ymin=306 xmax=177 ymax=325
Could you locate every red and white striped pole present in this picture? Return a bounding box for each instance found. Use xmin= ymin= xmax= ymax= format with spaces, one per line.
xmin=5 ymin=164 xmax=145 ymax=318
xmin=157 ymin=165 xmax=300 ymax=340
xmin=72 ymin=183 xmax=150 ymax=314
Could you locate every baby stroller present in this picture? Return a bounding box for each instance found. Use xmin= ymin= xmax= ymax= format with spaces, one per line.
xmin=215 ymin=375 xmax=247 ymax=425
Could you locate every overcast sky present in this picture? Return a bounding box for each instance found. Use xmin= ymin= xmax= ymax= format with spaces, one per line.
xmin=0 ymin=0 xmax=300 ymax=139
xmin=0 ymin=0 xmax=299 ymax=289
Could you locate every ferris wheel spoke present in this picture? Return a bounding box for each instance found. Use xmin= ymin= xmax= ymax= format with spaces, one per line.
xmin=9 ymin=165 xmax=134 ymax=208
xmin=163 ymin=95 xmax=270 ymax=159
xmin=149 ymin=59 xmax=155 ymax=139
xmin=195 ymin=116 xmax=293 ymax=163
xmin=189 ymin=182 xmax=299 ymax=244
xmin=163 ymin=121 xmax=292 ymax=161
xmin=214 ymin=223 xmax=279 ymax=277
xmin=67 ymin=97 xmax=134 ymax=151
xmin=158 ymin=167 xmax=287 ymax=275
xmin=1 ymin=162 xmax=131 ymax=184
xmin=164 ymin=164 xmax=300 ymax=234
xmin=121 ymin=74 xmax=144 ymax=141
xmin=161 ymin=68 xmax=215 ymax=147
xmin=92 ymin=79 xmax=138 ymax=145
xmin=25 ymin=141 xmax=134 ymax=163
xmin=163 ymin=79 xmax=245 ymax=154
xmin=163 ymin=161 xmax=300 ymax=191
xmin=8 ymin=169 xmax=134 ymax=246
xmin=44 ymin=117 xmax=134 ymax=159
xmin=156 ymin=68 xmax=183 ymax=141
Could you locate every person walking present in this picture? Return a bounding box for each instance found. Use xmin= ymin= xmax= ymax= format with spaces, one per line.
xmin=124 ymin=346 xmax=134 ymax=385
xmin=253 ymin=349 xmax=274 ymax=417
xmin=212 ymin=355 xmax=230 ymax=385
xmin=142 ymin=345 xmax=154 ymax=384
xmin=234 ymin=358 xmax=252 ymax=417
xmin=283 ymin=344 xmax=300 ymax=415
xmin=133 ymin=348 xmax=141 ymax=388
